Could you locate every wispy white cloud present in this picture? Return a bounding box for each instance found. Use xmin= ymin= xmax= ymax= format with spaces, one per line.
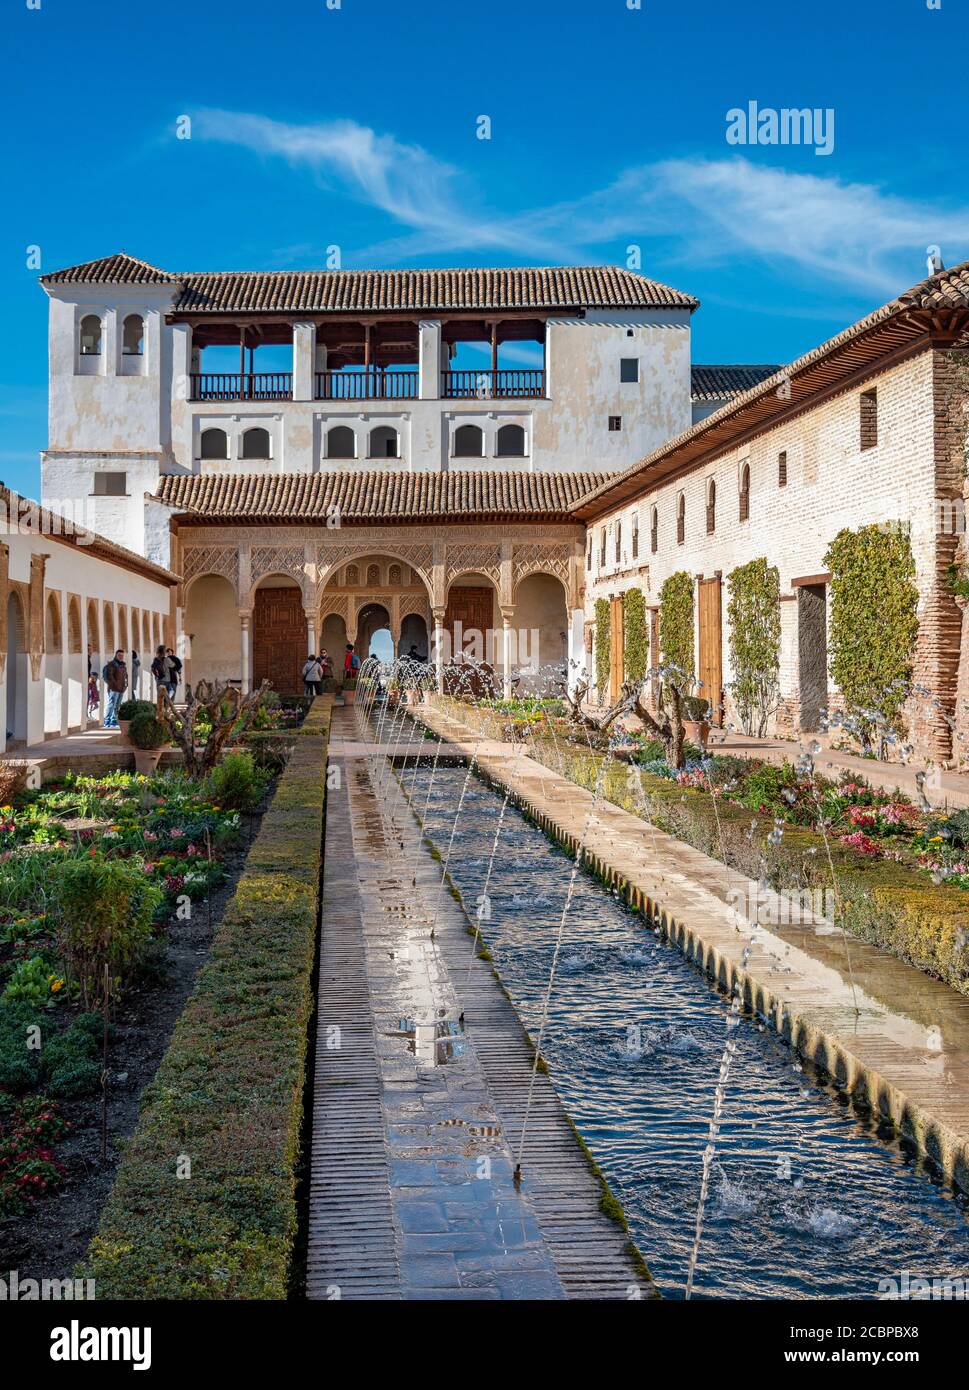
xmin=193 ymin=110 xmax=969 ymax=295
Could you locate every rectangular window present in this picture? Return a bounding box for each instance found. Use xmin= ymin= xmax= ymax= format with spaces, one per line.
xmin=631 ymin=513 xmax=639 ymax=561
xmin=608 ymin=415 xmax=622 ymax=432
xmin=92 ymin=472 xmax=127 ymax=496
xmin=615 ymin=522 xmax=622 ymax=564
xmin=778 ymin=450 xmax=788 ymax=486
xmin=599 ymin=529 xmax=606 ymax=567
xmin=650 ymin=510 xmax=658 ymax=554
xmin=620 ymin=358 xmax=639 ymax=384
xmin=860 ymin=390 xmax=878 ymax=451
xmin=586 ymin=535 xmax=592 ymax=572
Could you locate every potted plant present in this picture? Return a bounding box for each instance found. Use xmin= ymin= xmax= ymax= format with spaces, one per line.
xmin=342 ymin=676 xmax=357 ymax=707
xmin=127 ymin=712 xmax=170 ymax=775
xmin=681 ymin=695 xmax=712 ymax=750
xmin=116 ymin=698 xmax=155 ymax=742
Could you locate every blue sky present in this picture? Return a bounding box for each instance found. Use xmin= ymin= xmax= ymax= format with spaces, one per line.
xmin=2 ymin=0 xmax=967 ymax=496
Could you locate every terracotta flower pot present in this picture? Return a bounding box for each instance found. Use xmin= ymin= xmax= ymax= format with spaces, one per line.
xmin=133 ymin=747 xmax=165 ymax=775
xmin=343 ymin=688 xmax=356 ymax=706
xmin=682 ymin=719 xmax=710 ymax=750
xmin=118 ymin=719 xmax=132 ymax=742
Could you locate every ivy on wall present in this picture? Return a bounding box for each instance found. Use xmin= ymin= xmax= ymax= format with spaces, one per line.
xmin=623 ymin=588 xmax=649 ymax=684
xmin=594 ymin=597 xmax=610 ymax=702
xmin=727 ymin=557 xmax=781 ymax=736
xmin=659 ymin=571 xmax=694 ymax=680
xmin=824 ymin=524 xmax=919 ymax=743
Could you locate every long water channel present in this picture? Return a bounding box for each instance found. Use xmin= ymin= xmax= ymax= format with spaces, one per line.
xmin=400 ymin=758 xmax=969 ymax=1300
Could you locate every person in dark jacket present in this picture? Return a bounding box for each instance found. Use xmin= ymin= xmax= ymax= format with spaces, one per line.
xmin=102 ymin=651 xmax=127 ymax=729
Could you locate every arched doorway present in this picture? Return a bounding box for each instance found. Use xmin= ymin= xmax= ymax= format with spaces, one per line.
xmin=253 ymin=575 xmax=305 ymax=695
xmin=44 ymin=593 xmax=63 ymax=735
xmin=357 ymin=603 xmax=392 ymax=661
xmin=513 ymin=572 xmax=569 ymax=686
xmin=6 ymin=591 xmax=28 ymax=745
xmin=184 ymin=574 xmax=240 ymax=687
xmin=444 ymin=573 xmax=498 ymax=665
xmin=400 ymin=612 xmax=429 ymax=662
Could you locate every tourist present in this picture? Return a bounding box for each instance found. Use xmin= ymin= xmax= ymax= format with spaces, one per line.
xmin=302 ymin=653 xmax=323 ymax=697
xmin=319 ymin=649 xmax=332 ymax=686
xmin=165 ymin=647 xmax=183 ymax=699
xmin=130 ymin=649 xmax=141 ymax=697
xmin=102 ymin=650 xmax=127 ymax=729
xmin=407 ymin=643 xmax=425 ymax=662
xmin=151 ymin=645 xmax=174 ymax=698
xmin=87 ymin=670 xmax=100 ymax=718
xmin=344 ymin=643 xmax=360 ymax=678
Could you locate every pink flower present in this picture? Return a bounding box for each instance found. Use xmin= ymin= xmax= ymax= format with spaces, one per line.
xmin=169 ymin=827 xmax=185 ymax=839
xmin=840 ymin=830 xmax=882 ymax=856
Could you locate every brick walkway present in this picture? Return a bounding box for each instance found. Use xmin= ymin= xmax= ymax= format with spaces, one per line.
xmin=306 ymin=708 xmax=653 ymax=1300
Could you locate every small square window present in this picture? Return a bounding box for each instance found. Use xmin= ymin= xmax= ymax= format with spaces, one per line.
xmin=92 ymin=472 xmax=127 ymax=497
xmin=608 ymin=415 xmax=622 ymax=432
xmin=778 ymin=450 xmax=788 ymax=486
xmin=620 ymin=358 xmax=639 ymax=384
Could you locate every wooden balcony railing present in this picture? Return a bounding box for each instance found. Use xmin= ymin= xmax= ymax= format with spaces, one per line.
xmin=315 ymin=369 xmax=420 ymax=400
xmin=442 ymin=369 xmax=545 ymax=399
xmin=190 ymin=373 xmax=293 ymax=401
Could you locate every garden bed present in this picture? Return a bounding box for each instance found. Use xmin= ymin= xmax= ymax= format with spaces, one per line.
xmin=436 ymin=697 xmax=969 ymax=996
xmin=83 ymin=698 xmax=330 ymax=1298
xmin=0 ymin=752 xmax=279 ymax=1282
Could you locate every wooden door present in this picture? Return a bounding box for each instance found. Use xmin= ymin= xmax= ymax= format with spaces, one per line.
xmin=609 ymin=595 xmax=625 ymax=702
xmin=444 ymin=586 xmax=493 ymax=660
xmin=697 ymin=576 xmax=722 ymax=725
xmin=253 ymin=585 xmax=305 ymax=695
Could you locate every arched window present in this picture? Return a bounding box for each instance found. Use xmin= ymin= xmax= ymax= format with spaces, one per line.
xmin=326 ymin=425 xmax=356 ymax=459
xmin=650 ymin=506 xmax=658 ymax=555
xmin=67 ymin=597 xmax=82 ymax=655
xmin=706 ymin=478 xmax=716 ymax=534
xmin=122 ymin=314 xmax=144 ymax=355
xmin=676 ymin=493 xmax=686 ymax=545
xmin=368 ymin=425 xmax=399 ymax=459
xmin=739 ymin=462 xmax=750 ymax=522
xmin=453 ymin=423 xmax=484 ymax=457
xmin=45 ymin=594 xmax=62 ymax=652
xmin=496 ymin=423 xmax=526 ymax=457
xmin=388 ymin=563 xmax=402 ymax=586
xmin=345 ymin=564 xmax=359 ymax=586
xmin=79 ymin=314 xmax=102 ymax=356
xmin=200 ymin=427 xmax=229 ymax=460
xmin=241 ymin=427 xmax=271 ymax=459
xmin=366 ymin=564 xmax=381 ymax=586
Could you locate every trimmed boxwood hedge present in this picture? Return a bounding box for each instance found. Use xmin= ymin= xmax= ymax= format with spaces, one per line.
xmin=84 ymin=698 xmax=330 ymax=1298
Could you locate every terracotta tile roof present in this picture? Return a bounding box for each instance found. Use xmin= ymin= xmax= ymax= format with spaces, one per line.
xmin=39 ymin=253 xmax=697 ymax=313
xmin=39 ymin=253 xmax=176 ymax=286
xmin=574 ymin=258 xmax=969 ymax=521
xmin=155 ymin=470 xmax=608 ymax=523
xmin=691 ymin=364 xmax=780 ymax=402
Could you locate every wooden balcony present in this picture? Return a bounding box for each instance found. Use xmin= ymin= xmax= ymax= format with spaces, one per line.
xmin=442 ymin=369 xmax=545 ymax=399
xmin=315 ymin=369 xmax=420 ymax=401
xmin=190 ymin=373 xmax=292 ymax=401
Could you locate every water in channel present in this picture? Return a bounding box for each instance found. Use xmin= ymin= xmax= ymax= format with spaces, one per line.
xmin=405 ymin=761 xmax=969 ymax=1300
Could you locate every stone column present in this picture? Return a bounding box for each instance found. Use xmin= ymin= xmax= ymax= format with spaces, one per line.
xmin=567 ymin=607 xmax=587 ymax=695
xmin=239 ymin=610 xmax=251 ymax=694
xmin=305 ymin=610 xmax=317 ymax=657
xmin=293 ymin=322 xmax=316 ymax=402
xmin=500 ymin=607 xmax=515 ymax=700
xmin=418 ymin=320 xmax=442 ymax=399
xmin=432 ymin=607 xmax=446 ymax=693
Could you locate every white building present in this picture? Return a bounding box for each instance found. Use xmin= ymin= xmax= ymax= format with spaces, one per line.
xmin=0 ymin=487 xmax=176 ymax=753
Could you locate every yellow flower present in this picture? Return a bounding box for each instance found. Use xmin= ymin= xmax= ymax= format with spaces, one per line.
xmin=50 ymin=980 xmax=63 ymax=993
xmin=929 ymin=835 xmax=944 ymax=843
xmin=0 ymin=805 xmax=12 ymax=813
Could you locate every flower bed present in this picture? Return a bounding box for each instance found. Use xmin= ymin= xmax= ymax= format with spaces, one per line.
xmin=0 ymin=751 xmax=272 ymax=1239
xmin=83 ymin=698 xmax=330 ymax=1298
xmin=436 ymin=696 xmax=969 ymax=996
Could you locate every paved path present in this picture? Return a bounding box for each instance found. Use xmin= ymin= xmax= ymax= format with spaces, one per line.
xmin=306 ymin=707 xmax=653 ymax=1300
xmin=414 ymin=703 xmax=969 ymax=1193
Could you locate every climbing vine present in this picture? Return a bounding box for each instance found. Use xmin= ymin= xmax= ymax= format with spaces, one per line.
xmin=824 ymin=523 xmax=919 ymax=746
xmin=659 ymin=571 xmax=694 ymax=681
xmin=726 ymin=557 xmax=781 ymax=736
xmin=594 ymin=597 xmax=610 ymax=702
xmin=623 ymin=587 xmax=649 ymax=684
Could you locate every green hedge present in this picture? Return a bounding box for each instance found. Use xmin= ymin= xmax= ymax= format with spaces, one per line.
xmin=84 ymin=699 xmax=330 ymax=1298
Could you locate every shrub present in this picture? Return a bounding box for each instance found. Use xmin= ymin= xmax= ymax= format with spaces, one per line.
xmin=930 ymin=808 xmax=969 ymax=849
xmin=54 ymin=856 xmax=161 ymax=1008
xmin=659 ymin=572 xmax=694 ymax=678
xmin=205 ymin=751 xmax=268 ymax=813
xmin=128 ymin=713 xmax=170 ymax=750
xmin=623 ymin=588 xmax=649 ymax=684
xmin=594 ymin=598 xmax=610 ymax=701
xmin=727 ymin=557 xmax=781 ymax=735
xmin=824 ymin=524 xmax=919 ymax=749
xmin=2 ymin=956 xmax=64 ymax=1008
xmin=0 ymin=1093 xmax=67 ymax=1216
xmin=117 ymin=698 xmax=156 ymax=723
